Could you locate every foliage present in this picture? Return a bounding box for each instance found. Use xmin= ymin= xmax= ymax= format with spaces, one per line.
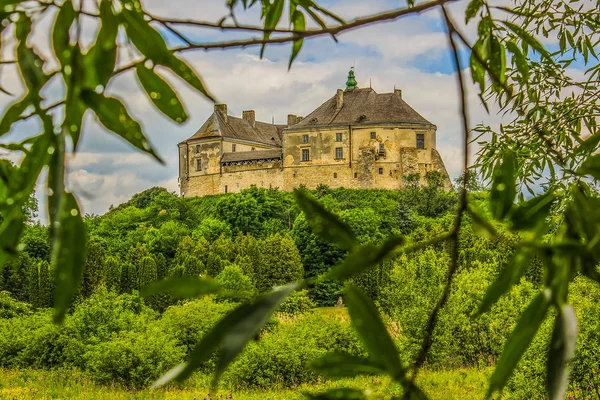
xmin=82 ymin=241 xmax=105 ymax=298
xmin=256 ymin=234 xmax=304 ymax=293
xmin=277 ymin=289 xmax=315 ymax=316
xmin=216 ymin=264 xmax=257 ymax=303
xmin=192 ymin=217 xmax=232 ymax=242
xmin=0 ymin=291 xmax=32 ymax=319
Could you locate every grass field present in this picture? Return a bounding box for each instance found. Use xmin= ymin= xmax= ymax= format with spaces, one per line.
xmin=0 ymin=367 xmax=493 ymax=399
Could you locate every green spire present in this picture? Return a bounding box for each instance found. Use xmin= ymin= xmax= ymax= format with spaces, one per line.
xmin=345 ymin=68 xmax=357 ymax=90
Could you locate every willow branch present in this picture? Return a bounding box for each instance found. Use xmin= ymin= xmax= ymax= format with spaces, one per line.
xmin=403 ymin=5 xmax=470 ymax=398
xmin=173 ymin=0 xmax=456 ymax=52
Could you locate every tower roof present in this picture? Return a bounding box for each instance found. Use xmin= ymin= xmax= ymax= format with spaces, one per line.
xmin=345 ymin=68 xmax=357 ymax=91
xmin=287 ymin=87 xmax=434 ymax=130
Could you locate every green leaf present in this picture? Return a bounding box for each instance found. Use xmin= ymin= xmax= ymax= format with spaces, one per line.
xmin=478 ymin=247 xmax=534 ymax=314
xmin=82 ymin=89 xmax=163 ymax=163
xmin=141 ymin=276 xmax=220 ymax=299
xmin=120 ymin=4 xmax=214 ymax=101
xmin=85 ymin=0 xmax=119 ymax=89
xmin=135 ymin=65 xmax=188 ymax=123
xmin=577 ymin=154 xmax=600 ymax=179
xmin=547 ymin=305 xmax=577 ymax=400
xmin=508 ymin=190 xmax=556 ymax=232
xmin=0 ymin=212 xmax=24 ymax=269
xmin=467 ymin=202 xmax=498 ymax=238
xmin=260 ymin=0 xmax=285 ymax=58
xmin=52 ymin=192 xmax=87 ymax=323
xmin=153 ymin=283 xmax=298 ymax=388
xmin=310 ymin=353 xmax=386 ymax=378
xmin=288 ymin=10 xmax=305 ymax=70
xmin=488 ymin=290 xmax=551 ymax=398
xmin=489 ymin=150 xmax=516 ymax=220
xmin=489 ymin=36 xmax=507 ymax=86
xmin=305 ymin=388 xmax=366 ymax=400
xmin=295 ymin=189 xmax=357 ymax=251
xmin=506 ymin=41 xmax=529 ymax=81
xmin=345 ymin=285 xmax=405 ymax=381
xmin=576 ymin=131 xmax=600 ymax=154
xmin=328 ymin=235 xmax=405 ymax=281
xmin=465 ymin=0 xmax=483 ymax=23
xmin=502 ymin=20 xmax=551 ymax=60
xmin=0 ymin=95 xmax=31 ymax=136
xmin=52 ymin=0 xmax=76 ymax=67
xmin=16 ymin=17 xmax=48 ymax=95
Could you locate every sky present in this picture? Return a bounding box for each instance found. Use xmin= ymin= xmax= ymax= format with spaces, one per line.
xmin=0 ymin=0 xmax=521 ymax=221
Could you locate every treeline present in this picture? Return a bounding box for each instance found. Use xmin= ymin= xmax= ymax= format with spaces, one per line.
xmin=3 ymin=174 xmax=456 ymax=309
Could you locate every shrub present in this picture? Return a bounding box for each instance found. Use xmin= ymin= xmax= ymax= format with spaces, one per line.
xmin=83 ymin=326 xmax=184 ymax=388
xmin=277 ymin=289 xmax=315 ymax=316
xmin=216 ymin=264 xmax=257 ymax=303
xmin=256 ymin=234 xmax=304 ymax=292
xmin=0 ymin=291 xmax=32 ymax=319
xmin=192 ymin=217 xmax=232 ymax=242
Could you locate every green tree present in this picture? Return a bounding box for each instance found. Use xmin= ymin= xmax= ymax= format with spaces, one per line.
xmin=120 ymin=263 xmax=138 ymax=294
xmin=216 ymin=264 xmax=257 ymax=303
xmin=105 ymin=256 xmax=121 ymax=293
xmin=191 ymin=217 xmax=232 ymax=242
xmin=27 ymin=261 xmax=39 ymax=307
xmin=181 ymin=254 xmax=204 ymax=278
xmin=256 ymin=234 xmax=304 ymax=293
xmin=82 ymin=241 xmax=106 ymax=298
xmin=38 ymin=260 xmax=53 ymax=308
xmin=154 ymin=253 xmax=168 ymax=280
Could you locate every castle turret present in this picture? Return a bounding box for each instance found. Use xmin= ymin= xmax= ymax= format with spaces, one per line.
xmin=345 ymin=68 xmax=357 ymax=91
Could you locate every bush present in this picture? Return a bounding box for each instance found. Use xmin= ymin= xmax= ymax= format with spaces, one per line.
xmin=0 ymin=291 xmax=32 ymax=319
xmin=216 ymin=264 xmax=257 ymax=303
xmin=277 ymin=289 xmax=315 ymax=316
xmin=83 ymin=326 xmax=184 ymax=388
xmin=159 ymin=297 xmax=236 ymax=355
xmin=224 ymin=310 xmax=363 ymax=388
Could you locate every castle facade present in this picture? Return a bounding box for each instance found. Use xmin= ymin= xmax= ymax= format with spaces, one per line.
xmin=178 ymin=70 xmax=450 ymax=197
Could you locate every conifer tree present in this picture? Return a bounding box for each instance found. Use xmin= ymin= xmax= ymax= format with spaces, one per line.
xmin=120 ymin=262 xmax=138 ymax=294
xmin=182 ymin=254 xmax=204 ymax=278
xmin=154 ymin=253 xmax=168 ymax=280
xmin=105 ymin=256 xmax=121 ymax=293
xmin=205 ymin=252 xmax=226 ymax=277
xmin=28 ymin=261 xmax=39 ymax=307
xmin=174 ymin=236 xmax=196 ymax=266
xmin=126 ymin=243 xmax=149 ymax=269
xmin=257 ymin=234 xmax=304 ymax=292
xmin=38 ymin=260 xmax=53 ymax=308
xmin=82 ymin=241 xmax=106 ymax=297
xmin=138 ymin=256 xmax=158 ymax=289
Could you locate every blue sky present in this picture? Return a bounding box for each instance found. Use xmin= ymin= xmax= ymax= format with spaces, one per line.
xmin=0 ymin=0 xmax=571 ymax=220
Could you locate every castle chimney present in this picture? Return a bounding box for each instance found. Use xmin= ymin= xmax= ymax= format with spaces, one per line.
xmin=242 ymin=110 xmax=256 ymax=127
xmin=287 ymin=114 xmax=298 ymax=127
xmin=336 ymin=89 xmax=344 ymax=110
xmin=394 ymin=88 xmax=402 ymax=99
xmin=214 ymin=103 xmax=227 ymax=122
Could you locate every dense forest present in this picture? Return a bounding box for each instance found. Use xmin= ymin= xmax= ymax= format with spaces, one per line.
xmin=1 ymin=181 xmax=599 ymax=398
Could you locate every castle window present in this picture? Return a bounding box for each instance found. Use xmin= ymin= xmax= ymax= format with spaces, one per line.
xmin=302 ymin=149 xmax=310 ymax=161
xmin=196 ymin=144 xmax=201 ymax=153
xmin=378 ymin=167 xmax=383 ymax=175
xmin=333 ymin=172 xmax=337 ymax=179
xmin=416 ymin=133 xmax=425 ymax=149
xmin=196 ymin=159 xmax=202 ymax=171
xmin=379 ymin=143 xmax=385 ymax=154
xmin=232 ymin=143 xmax=236 ymax=152
xmin=302 ymin=134 xmax=309 ymax=143
xmin=370 ymin=132 xmax=376 ymax=139
xmin=336 ymin=133 xmax=343 ymax=142
xmin=224 ymin=185 xmax=228 ymax=193
xmin=354 ymin=172 xmax=358 ymax=178
xmin=335 ymin=147 xmax=343 ymax=159
xmin=251 ymin=147 xmax=255 ymax=151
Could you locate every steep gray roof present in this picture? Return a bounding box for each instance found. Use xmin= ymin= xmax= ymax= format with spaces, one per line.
xmin=221 ymin=149 xmax=282 ymax=163
xmin=182 ymin=111 xmax=285 ymax=147
xmin=290 ymin=88 xmax=433 ymax=129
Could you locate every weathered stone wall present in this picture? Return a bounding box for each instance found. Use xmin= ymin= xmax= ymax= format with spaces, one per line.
xmin=181 ymin=123 xmax=450 ymax=197
xmin=222 ymin=139 xmax=274 ymax=153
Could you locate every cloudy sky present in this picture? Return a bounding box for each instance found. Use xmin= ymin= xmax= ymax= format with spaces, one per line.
xmin=1 ymin=0 xmax=518 ymax=221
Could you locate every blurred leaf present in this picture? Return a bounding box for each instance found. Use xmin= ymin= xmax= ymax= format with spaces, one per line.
xmin=0 ymin=213 xmax=24 ymax=269
xmin=82 ymin=89 xmax=163 ymax=163
xmin=135 ymin=65 xmax=188 ymax=123
xmin=506 ymin=41 xmax=529 ymax=81
xmin=310 ymin=353 xmax=386 ymax=378
xmin=489 ymin=36 xmax=507 ymax=86
xmin=0 ymin=95 xmax=31 ymax=136
xmin=305 ymin=388 xmax=366 ymax=400
xmin=576 ymin=154 xmax=600 ymax=179
xmin=288 ymin=10 xmax=305 ymax=70
xmin=52 ymin=192 xmax=87 ymax=323
xmin=478 ymin=247 xmax=534 ymax=314
xmin=260 ymin=0 xmax=285 ymax=58
xmin=488 ymin=290 xmax=551 ymax=398
xmin=153 ymin=283 xmax=298 ymax=388
xmin=121 ymin=4 xmax=214 ymax=101
xmin=345 ymin=285 xmax=406 ymax=381
xmin=141 ymin=276 xmax=220 ymax=298
xmin=328 ymin=236 xmax=405 ymax=281
xmin=16 ymin=17 xmax=48 ymax=95
xmin=489 ymin=150 xmax=516 ymax=220
xmin=465 ymin=0 xmax=483 ymax=23
xmin=52 ymin=0 xmax=76 ymax=67
xmin=295 ymin=189 xmax=357 ymax=251
xmin=502 ymin=20 xmax=551 ymax=59
xmin=467 ymin=202 xmax=498 ymax=238
xmin=547 ymin=305 xmax=577 ymax=400
xmin=508 ymin=190 xmax=556 ymax=231
xmin=576 ymin=131 xmax=600 ymax=154
xmin=85 ymin=0 xmax=119 ymax=89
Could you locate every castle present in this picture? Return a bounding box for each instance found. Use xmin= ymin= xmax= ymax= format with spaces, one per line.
xmin=178 ymin=70 xmax=450 ymax=197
